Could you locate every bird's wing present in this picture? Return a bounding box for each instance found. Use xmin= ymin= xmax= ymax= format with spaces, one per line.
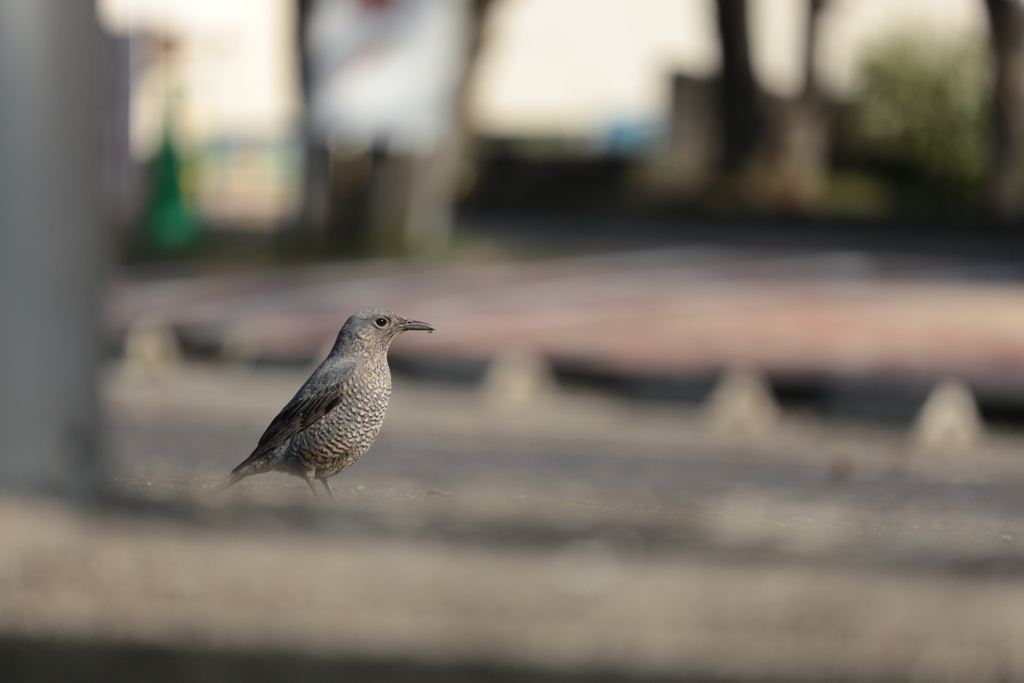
xmin=231 ymin=361 xmax=354 ymax=474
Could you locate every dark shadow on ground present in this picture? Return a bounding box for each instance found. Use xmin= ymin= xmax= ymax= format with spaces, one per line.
xmin=0 ymin=635 xmax=715 ymax=683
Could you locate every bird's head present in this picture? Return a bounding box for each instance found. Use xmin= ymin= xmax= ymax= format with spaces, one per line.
xmin=335 ymin=308 xmax=434 ymax=354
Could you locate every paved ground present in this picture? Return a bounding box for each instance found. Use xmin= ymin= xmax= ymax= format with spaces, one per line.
xmin=12 ymin=243 xmax=1024 ymax=680
xmin=102 ymin=362 xmax=1024 ymax=563
xmin=7 ymin=363 xmax=1022 ymax=681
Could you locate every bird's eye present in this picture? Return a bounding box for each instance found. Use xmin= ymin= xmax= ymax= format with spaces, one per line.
xmin=374 ymin=317 xmax=389 ymax=328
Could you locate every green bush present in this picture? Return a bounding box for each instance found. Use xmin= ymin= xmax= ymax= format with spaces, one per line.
xmin=845 ymin=35 xmax=991 ymax=201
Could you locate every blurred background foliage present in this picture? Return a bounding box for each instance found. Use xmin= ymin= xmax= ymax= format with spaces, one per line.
xmin=841 ymin=36 xmax=992 ymax=205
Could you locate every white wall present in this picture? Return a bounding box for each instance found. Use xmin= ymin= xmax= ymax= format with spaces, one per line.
xmin=471 ymin=0 xmax=720 ymax=137
xmin=97 ymin=0 xmax=300 ymax=158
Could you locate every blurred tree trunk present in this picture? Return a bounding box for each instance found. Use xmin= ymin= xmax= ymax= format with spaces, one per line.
xmin=715 ymin=0 xmax=763 ymax=172
xmin=295 ymin=0 xmax=332 ymax=238
xmin=747 ymin=0 xmax=832 ymax=212
xmin=459 ymin=0 xmax=497 ymax=132
xmin=297 ymin=0 xmax=496 ymax=254
xmin=803 ymin=1 xmax=828 ymax=98
xmin=984 ymin=0 xmax=1024 ymax=221
xmin=404 ymin=0 xmax=497 ymax=253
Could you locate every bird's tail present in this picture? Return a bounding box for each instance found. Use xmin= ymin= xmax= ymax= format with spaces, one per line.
xmin=213 ymin=467 xmax=251 ymax=494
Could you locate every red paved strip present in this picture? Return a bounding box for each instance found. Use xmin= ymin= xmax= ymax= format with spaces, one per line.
xmin=108 ymin=250 xmax=1024 ymax=391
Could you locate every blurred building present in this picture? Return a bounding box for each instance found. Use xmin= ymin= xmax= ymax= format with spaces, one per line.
xmin=97 ymin=0 xmax=301 ymax=230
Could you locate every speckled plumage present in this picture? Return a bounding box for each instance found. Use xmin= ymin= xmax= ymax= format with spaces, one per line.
xmin=216 ymin=308 xmax=434 ymax=501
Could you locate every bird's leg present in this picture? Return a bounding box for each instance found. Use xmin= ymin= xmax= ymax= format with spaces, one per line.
xmin=322 ymin=479 xmax=338 ymax=504
xmin=304 ymin=470 xmax=320 ymax=500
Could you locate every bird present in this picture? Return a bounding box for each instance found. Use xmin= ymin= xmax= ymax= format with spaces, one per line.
xmin=215 ymin=308 xmax=434 ymax=502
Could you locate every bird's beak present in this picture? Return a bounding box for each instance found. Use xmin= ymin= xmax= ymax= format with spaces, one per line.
xmin=399 ymin=319 xmax=435 ymax=333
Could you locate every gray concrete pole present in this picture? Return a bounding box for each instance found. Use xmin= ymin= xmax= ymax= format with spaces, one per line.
xmin=0 ymin=2 xmax=104 ymax=496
